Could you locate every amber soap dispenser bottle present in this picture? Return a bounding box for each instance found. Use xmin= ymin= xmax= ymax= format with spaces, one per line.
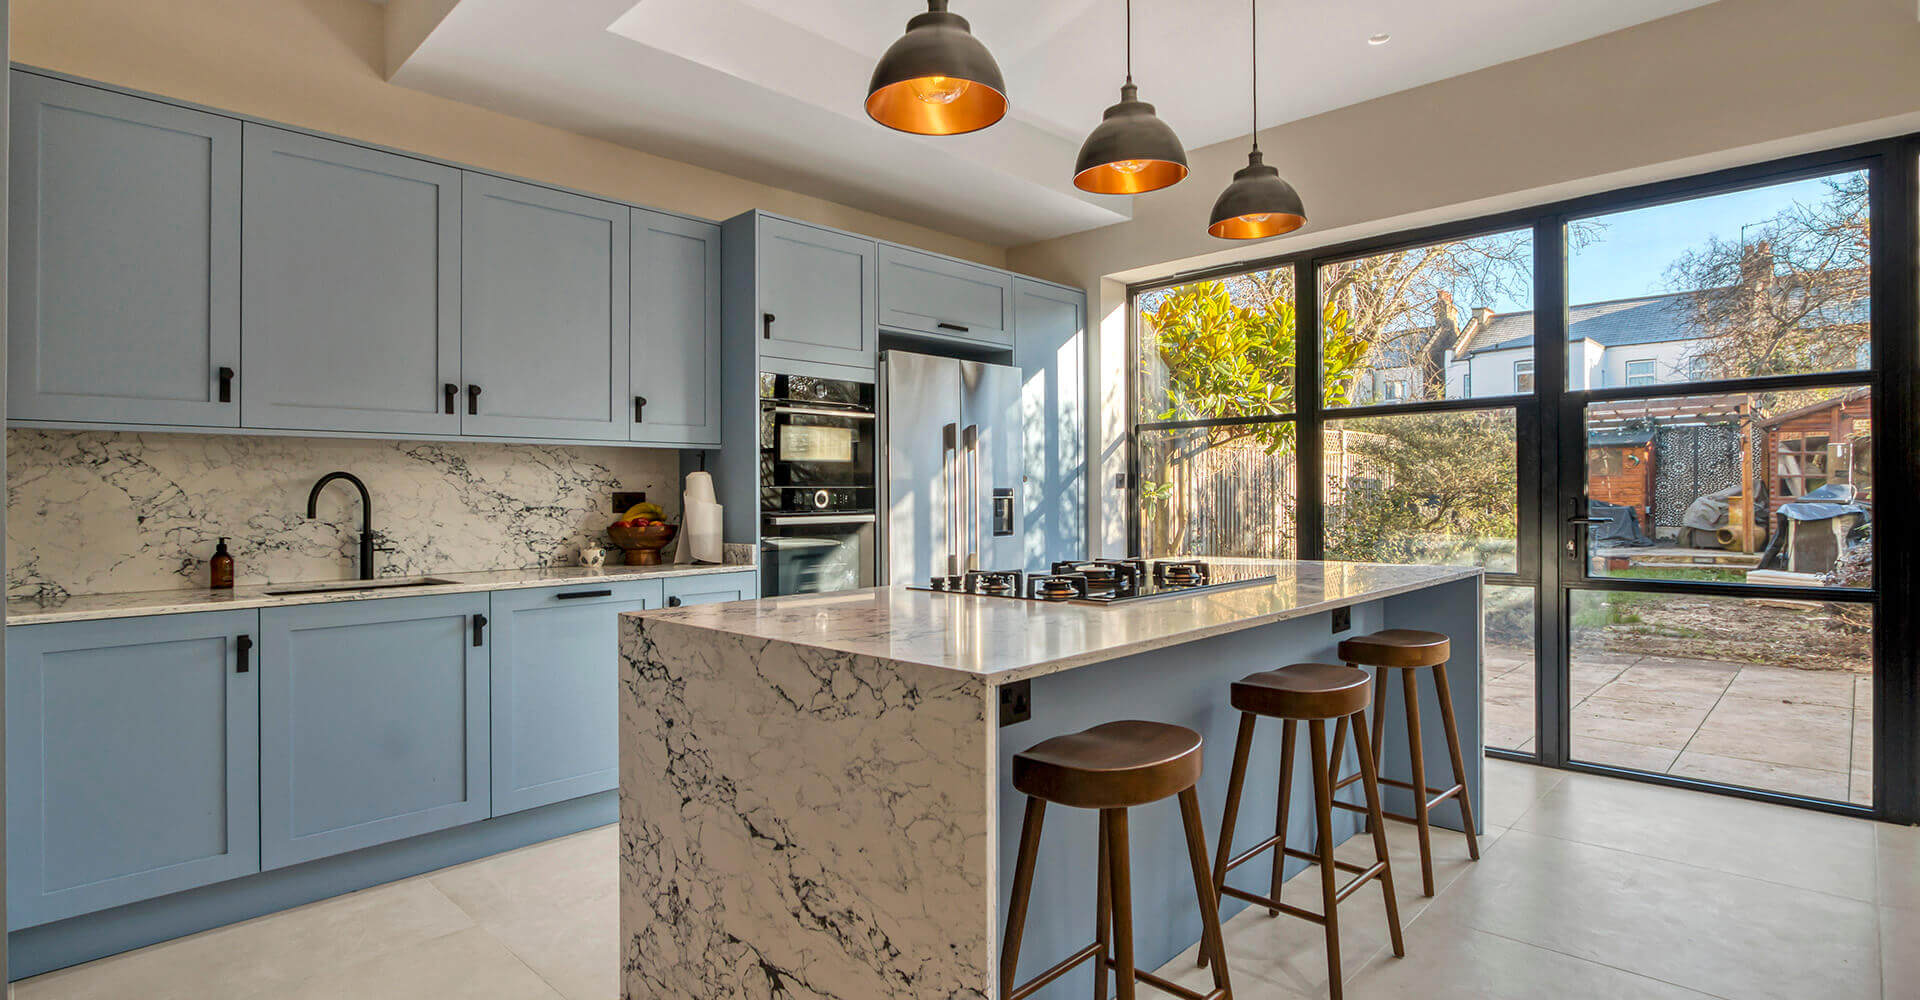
xmin=210 ymin=537 xmax=235 ymax=590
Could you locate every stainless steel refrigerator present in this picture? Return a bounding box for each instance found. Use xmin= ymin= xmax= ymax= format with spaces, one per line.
xmin=878 ymin=350 xmax=1025 ymax=586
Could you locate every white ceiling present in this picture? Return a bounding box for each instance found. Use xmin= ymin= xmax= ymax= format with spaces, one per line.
xmin=389 ymin=0 xmax=1716 ymax=247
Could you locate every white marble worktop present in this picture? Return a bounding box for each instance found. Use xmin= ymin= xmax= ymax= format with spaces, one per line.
xmin=6 ymin=560 xmax=758 ymax=626
xmin=634 ymin=560 xmax=1479 ymax=686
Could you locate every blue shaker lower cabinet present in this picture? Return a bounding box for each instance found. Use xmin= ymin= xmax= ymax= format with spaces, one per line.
xmin=259 ymin=594 xmax=491 ymax=870
xmin=487 ymin=580 xmax=662 ymax=816
xmin=6 ymin=610 xmax=261 ymax=928
xmin=663 ymin=570 xmax=756 ymax=607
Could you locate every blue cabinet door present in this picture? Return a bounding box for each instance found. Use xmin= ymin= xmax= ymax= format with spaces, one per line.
xmin=6 ymin=610 xmax=260 ymax=927
xmin=757 ymin=215 xmax=877 ymax=371
xmin=662 ymin=570 xmax=757 ymax=608
xmin=259 ymin=594 xmax=489 ymax=869
xmin=487 ymin=580 xmax=663 ymax=816
xmin=242 ymin=125 xmax=463 ymax=436
xmin=630 ymin=209 xmax=722 ymax=447
xmin=461 ymin=173 xmax=629 ymax=441
xmin=878 ymin=244 xmax=1014 ymax=348
xmin=1013 ymin=279 xmax=1088 ymax=572
xmin=8 ymin=72 xmax=242 ymax=427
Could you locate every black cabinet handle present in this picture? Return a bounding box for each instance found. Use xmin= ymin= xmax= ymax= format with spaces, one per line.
xmin=633 ymin=396 xmax=647 ymax=423
xmin=937 ymin=322 xmax=970 ymax=333
xmin=235 ymin=634 xmax=252 ymax=673
xmin=467 ymin=384 xmax=482 ymax=415
xmin=556 ymin=589 xmax=613 ymax=600
xmin=472 ymin=613 xmax=488 ymax=647
xmin=667 ymin=596 xmax=683 ymax=608
xmin=218 ymin=366 xmax=236 ymax=403
xmin=444 ymin=383 xmax=459 ymax=415
xmin=762 ymin=313 xmax=776 ymax=340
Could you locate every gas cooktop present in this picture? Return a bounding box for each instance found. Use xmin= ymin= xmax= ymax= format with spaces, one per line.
xmin=909 ymin=559 xmax=1278 ymax=605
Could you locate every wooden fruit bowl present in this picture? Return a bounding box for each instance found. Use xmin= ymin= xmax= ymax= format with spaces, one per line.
xmin=608 ymin=522 xmax=678 ymax=565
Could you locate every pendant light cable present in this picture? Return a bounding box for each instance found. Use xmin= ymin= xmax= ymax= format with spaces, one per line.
xmin=1249 ymin=0 xmax=1258 ymax=154
xmin=1125 ymin=0 xmax=1133 ymax=86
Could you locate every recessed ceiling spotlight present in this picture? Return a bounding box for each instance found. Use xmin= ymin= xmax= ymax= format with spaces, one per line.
xmin=1368 ymin=32 xmax=1391 ymax=45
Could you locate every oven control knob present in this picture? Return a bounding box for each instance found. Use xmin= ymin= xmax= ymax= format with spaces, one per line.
xmin=812 ymin=489 xmax=830 ymax=509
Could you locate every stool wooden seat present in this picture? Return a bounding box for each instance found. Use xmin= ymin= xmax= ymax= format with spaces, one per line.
xmin=1002 ymin=720 xmax=1231 ymax=1000
xmin=1332 ymin=628 xmax=1479 ymax=896
xmin=1205 ymin=664 xmax=1404 ymax=1000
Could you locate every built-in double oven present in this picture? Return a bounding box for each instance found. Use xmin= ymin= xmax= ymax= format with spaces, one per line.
xmin=759 ymin=373 xmax=877 ymax=597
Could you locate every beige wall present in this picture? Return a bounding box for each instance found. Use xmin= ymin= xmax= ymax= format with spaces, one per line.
xmin=10 ymin=0 xmax=1008 ymax=267
xmin=1003 ymin=0 xmax=1920 ymax=555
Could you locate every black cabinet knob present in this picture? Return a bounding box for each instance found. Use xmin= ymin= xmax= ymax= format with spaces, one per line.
xmin=467 ymin=384 xmax=482 ymax=415
xmin=762 ymin=313 xmax=776 ymax=339
xmin=444 ymin=383 xmax=459 ymax=415
xmin=667 ymin=596 xmax=683 ymax=607
xmin=235 ymin=634 xmax=252 ymax=672
xmin=634 ymin=396 xmax=648 ymax=422
xmin=218 ymin=366 xmax=236 ymax=403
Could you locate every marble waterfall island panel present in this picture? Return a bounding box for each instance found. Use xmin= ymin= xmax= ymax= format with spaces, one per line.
xmin=7 ymin=429 xmax=681 ymax=598
xmin=620 ymin=616 xmax=997 ymax=999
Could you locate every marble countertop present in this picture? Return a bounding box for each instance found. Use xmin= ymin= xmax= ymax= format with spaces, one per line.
xmin=632 ymin=560 xmax=1480 ymax=685
xmin=7 ymin=561 xmax=759 ymax=626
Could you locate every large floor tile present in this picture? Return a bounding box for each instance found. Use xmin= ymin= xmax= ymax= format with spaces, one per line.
xmin=430 ymin=825 xmax=618 ymax=1000
xmin=1880 ymin=822 xmax=1920 ymax=912
xmin=276 ymin=927 xmax=561 ymax=1000
xmin=13 ymin=878 xmax=475 ymax=1000
xmin=1344 ymin=911 xmax=1719 ymax=999
xmin=1423 ymin=829 xmax=1880 ymax=1000
xmin=1479 ymin=758 xmax=1563 ymax=829
xmin=1685 ymin=694 xmax=1851 ymax=772
xmin=1668 ymin=749 xmax=1850 ymax=802
xmin=1568 ymin=658 xmax=1637 ymax=703
xmin=1885 ymin=905 xmax=1919 ymax=999
xmin=1513 ymin=771 xmax=1877 ymax=900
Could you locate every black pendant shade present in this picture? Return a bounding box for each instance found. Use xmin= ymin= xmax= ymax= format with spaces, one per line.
xmin=866 ymin=1 xmax=1008 ymax=136
xmin=1210 ymin=0 xmax=1305 ymax=239
xmin=1207 ymin=149 xmax=1306 ymax=239
xmin=1073 ymin=0 xmax=1187 ymax=194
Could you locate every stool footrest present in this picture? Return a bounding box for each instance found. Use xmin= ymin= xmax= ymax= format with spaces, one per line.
xmin=1007 ymin=941 xmax=1104 ymax=1000
xmin=1279 ymin=845 xmax=1371 ymax=876
xmin=1220 ymin=832 xmax=1288 ymax=875
xmin=1331 ymin=773 xmax=1464 ymax=810
xmin=1129 ymin=964 xmax=1229 ymax=1000
xmin=1220 ymin=884 xmax=1326 ymax=925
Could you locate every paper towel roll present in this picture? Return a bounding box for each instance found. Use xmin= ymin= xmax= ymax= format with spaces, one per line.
xmin=684 ymin=471 xmax=716 ymax=505
xmin=684 ymin=501 xmax=724 ymax=564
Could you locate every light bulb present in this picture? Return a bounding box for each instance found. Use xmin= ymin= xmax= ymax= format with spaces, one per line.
xmin=909 ymin=76 xmax=972 ymax=106
xmin=1110 ymin=159 xmax=1151 ymax=175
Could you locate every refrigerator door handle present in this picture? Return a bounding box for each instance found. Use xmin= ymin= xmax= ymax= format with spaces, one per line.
xmin=963 ymin=424 xmax=981 ymax=572
xmin=942 ymin=423 xmax=960 ymax=577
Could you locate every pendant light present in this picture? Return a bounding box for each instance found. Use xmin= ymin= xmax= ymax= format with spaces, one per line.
xmin=866 ymin=1 xmax=1008 ymax=136
xmin=1208 ymin=0 xmax=1306 ymax=239
xmin=1072 ymin=0 xmax=1188 ymax=194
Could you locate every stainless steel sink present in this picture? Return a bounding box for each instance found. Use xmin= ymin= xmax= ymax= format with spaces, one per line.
xmin=264 ymin=577 xmax=457 ymax=597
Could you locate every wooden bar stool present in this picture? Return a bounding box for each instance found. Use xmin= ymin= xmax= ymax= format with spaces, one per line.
xmin=1206 ymin=664 xmax=1404 ymax=1000
xmin=1332 ymin=628 xmax=1480 ymax=896
xmin=1001 ymin=720 xmax=1232 ymax=1000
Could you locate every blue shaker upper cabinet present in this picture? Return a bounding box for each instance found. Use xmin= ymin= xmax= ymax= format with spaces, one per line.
xmin=461 ymin=174 xmax=629 ymax=442
xmin=259 ymin=594 xmax=490 ymax=870
xmin=6 ymin=610 xmax=261 ymax=928
xmin=756 ymin=215 xmax=878 ymax=371
xmin=487 ymin=580 xmax=661 ymax=816
xmin=629 ymin=209 xmax=722 ymax=447
xmin=241 ymin=124 xmax=463 ymax=436
xmin=8 ymin=73 xmax=241 ymax=427
xmin=878 ymin=243 xmax=1014 ymax=348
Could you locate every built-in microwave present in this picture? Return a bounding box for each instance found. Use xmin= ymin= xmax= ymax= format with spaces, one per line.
xmin=759 ymin=373 xmax=876 ymax=515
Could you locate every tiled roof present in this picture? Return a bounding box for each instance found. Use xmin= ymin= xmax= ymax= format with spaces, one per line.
xmin=1460 ymin=292 xmax=1701 ymax=358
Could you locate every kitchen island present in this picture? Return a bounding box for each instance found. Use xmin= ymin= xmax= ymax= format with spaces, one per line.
xmin=619 ymin=561 xmax=1483 ymax=1000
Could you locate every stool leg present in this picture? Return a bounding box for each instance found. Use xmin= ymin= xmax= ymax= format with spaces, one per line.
xmin=1402 ymin=669 xmax=1436 ymax=896
xmin=1432 ymin=661 xmax=1482 ymax=862
xmin=1179 ymin=787 xmax=1234 ymax=999
xmin=1362 ymin=664 xmax=1387 ymax=835
xmin=1352 ymin=712 xmax=1405 ymax=958
xmin=1000 ymin=797 xmax=1046 ymax=997
xmin=1203 ymin=712 xmax=1255 ymax=970
xmin=1309 ymin=718 xmax=1344 ymax=1000
xmin=1268 ymin=718 xmax=1297 ymax=916
xmin=1106 ymin=808 xmax=1137 ymax=1000
xmin=1095 ymin=809 xmax=1111 ymax=1000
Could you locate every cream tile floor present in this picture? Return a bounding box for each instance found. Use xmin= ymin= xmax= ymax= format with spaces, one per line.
xmin=13 ymin=760 xmax=1916 ymax=999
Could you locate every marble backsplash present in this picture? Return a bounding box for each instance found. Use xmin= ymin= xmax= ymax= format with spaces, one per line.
xmin=7 ymin=429 xmax=687 ymax=600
